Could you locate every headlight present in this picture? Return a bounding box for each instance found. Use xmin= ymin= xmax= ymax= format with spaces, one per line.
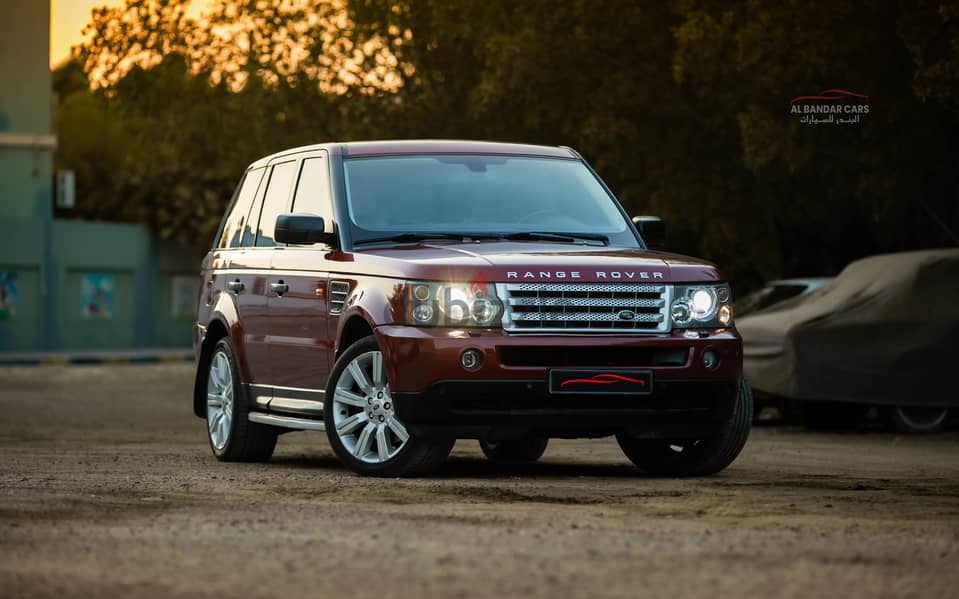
xmin=405 ymin=281 xmax=503 ymax=327
xmin=671 ymin=284 xmax=733 ymax=328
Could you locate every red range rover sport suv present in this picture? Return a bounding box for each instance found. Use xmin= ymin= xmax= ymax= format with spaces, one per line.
xmin=193 ymin=140 xmax=750 ymax=477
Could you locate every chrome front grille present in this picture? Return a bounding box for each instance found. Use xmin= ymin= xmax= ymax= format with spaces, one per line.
xmin=496 ymin=282 xmax=671 ymax=333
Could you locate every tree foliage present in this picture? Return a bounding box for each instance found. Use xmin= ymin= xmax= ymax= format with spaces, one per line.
xmin=55 ymin=0 xmax=959 ymax=289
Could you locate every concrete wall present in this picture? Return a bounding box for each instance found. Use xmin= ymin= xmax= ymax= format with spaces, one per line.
xmin=0 ymin=219 xmax=46 ymax=350
xmin=0 ymin=0 xmax=202 ymax=353
xmin=0 ymin=219 xmax=201 ymax=351
xmin=0 ymin=0 xmax=54 ymax=221
xmin=0 ymin=1 xmax=52 ymax=136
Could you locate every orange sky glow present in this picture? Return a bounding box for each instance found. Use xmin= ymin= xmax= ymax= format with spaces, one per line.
xmin=49 ymin=0 xmax=406 ymax=94
xmin=51 ymin=0 xmax=214 ymax=67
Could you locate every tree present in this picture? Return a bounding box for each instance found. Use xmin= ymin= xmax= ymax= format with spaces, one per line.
xmin=674 ymin=0 xmax=959 ymax=279
xmin=57 ymin=0 xmax=958 ymax=288
xmin=346 ymin=0 xmax=778 ymax=283
xmin=62 ymin=0 xmax=372 ymax=244
xmin=77 ymin=0 xmax=197 ymax=88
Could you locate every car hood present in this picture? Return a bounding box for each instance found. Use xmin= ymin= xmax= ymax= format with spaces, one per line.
xmin=326 ymin=241 xmax=723 ymax=283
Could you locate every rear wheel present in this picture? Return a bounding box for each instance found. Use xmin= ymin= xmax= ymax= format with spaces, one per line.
xmin=616 ymin=378 xmax=752 ymax=476
xmin=205 ymin=338 xmax=277 ymax=462
xmin=881 ymin=406 xmax=949 ymax=434
xmin=479 ymin=436 xmax=549 ymax=463
xmin=325 ymin=336 xmax=454 ymax=477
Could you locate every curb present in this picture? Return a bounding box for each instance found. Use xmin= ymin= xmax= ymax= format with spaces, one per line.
xmin=0 ymin=352 xmax=194 ymax=366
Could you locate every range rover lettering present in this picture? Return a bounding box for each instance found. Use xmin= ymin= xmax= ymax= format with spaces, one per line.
xmin=193 ymin=140 xmax=750 ymax=477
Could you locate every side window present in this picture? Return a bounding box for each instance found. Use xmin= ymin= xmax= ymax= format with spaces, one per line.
xmin=217 ymin=167 xmax=265 ymax=249
xmin=240 ymin=176 xmax=266 ymax=247
xmin=255 ymin=161 xmax=298 ymax=247
xmin=291 ymin=156 xmax=334 ymax=233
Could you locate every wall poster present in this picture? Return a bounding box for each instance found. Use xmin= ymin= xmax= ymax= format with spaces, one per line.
xmin=81 ymin=273 xmax=114 ymax=319
xmin=0 ymin=271 xmax=16 ymax=319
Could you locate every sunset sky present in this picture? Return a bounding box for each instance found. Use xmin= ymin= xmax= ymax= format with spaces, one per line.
xmin=50 ymin=0 xmax=213 ymax=67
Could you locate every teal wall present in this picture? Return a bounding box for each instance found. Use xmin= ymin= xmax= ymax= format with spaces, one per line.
xmin=0 ymin=149 xmax=53 ymax=220
xmin=0 ymin=0 xmax=56 ymax=351
xmin=0 ymin=218 xmax=45 ymax=350
xmin=0 ymin=219 xmax=201 ymax=351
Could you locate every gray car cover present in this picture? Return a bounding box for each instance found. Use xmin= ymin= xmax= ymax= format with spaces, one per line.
xmin=738 ymin=249 xmax=959 ymax=406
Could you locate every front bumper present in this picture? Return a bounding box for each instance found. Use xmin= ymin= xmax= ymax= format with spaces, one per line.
xmin=376 ymin=326 xmax=742 ymax=439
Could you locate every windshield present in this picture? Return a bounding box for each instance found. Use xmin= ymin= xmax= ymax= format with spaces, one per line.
xmin=342 ymin=154 xmax=639 ymax=246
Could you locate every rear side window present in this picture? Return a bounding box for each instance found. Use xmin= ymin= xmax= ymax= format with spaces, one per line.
xmin=255 ymin=161 xmax=298 ymax=247
xmin=292 ymin=157 xmax=334 ymax=233
xmin=217 ymin=167 xmax=265 ymax=248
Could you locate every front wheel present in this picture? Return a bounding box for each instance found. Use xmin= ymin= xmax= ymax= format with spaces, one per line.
xmin=616 ymin=378 xmax=752 ymax=476
xmin=324 ymin=336 xmax=454 ymax=477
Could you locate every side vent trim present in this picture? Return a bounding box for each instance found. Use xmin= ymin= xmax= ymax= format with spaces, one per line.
xmin=329 ymin=280 xmax=350 ymax=314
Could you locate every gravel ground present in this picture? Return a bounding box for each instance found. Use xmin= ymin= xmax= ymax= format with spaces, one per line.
xmin=1 ymin=363 xmax=957 ymax=599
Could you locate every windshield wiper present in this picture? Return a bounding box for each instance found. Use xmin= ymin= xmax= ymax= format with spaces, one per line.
xmin=354 ymin=231 xmax=609 ymax=246
xmin=353 ymin=232 xmax=499 ymax=246
xmin=502 ymin=231 xmax=609 ymax=245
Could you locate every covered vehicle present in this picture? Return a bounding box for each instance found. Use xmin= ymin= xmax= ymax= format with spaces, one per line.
xmin=738 ymin=249 xmax=959 ymax=432
xmin=734 ymin=278 xmax=832 ymax=317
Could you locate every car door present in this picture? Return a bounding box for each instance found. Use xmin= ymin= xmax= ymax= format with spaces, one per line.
xmin=266 ymin=152 xmax=335 ymax=417
xmin=210 ymin=166 xmax=272 ymax=408
xmin=231 ymin=159 xmax=297 ymax=408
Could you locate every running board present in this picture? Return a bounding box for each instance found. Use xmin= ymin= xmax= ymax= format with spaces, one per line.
xmin=249 ymin=412 xmax=326 ymax=431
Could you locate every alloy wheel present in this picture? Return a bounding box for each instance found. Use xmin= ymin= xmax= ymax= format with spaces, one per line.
xmin=206 ymin=350 xmax=234 ymax=450
xmin=331 ymin=350 xmax=409 ymax=463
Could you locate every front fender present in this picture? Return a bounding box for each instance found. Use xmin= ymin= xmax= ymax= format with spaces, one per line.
xmin=332 ymin=275 xmax=404 ymax=354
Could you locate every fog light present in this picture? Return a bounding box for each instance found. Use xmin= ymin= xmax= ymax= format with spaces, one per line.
xmin=702 ymin=349 xmax=719 ymax=370
xmin=461 ymin=349 xmax=482 ymax=370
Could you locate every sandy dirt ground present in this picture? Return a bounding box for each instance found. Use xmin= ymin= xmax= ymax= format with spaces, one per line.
xmin=1 ymin=363 xmax=957 ymax=599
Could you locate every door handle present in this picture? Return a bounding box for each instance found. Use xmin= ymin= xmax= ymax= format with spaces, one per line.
xmin=227 ymin=280 xmax=244 ymax=292
xmin=271 ymin=281 xmax=289 ymax=294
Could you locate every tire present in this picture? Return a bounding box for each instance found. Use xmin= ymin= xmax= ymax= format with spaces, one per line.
xmin=324 ymin=335 xmax=454 ymax=477
xmin=616 ymin=378 xmax=752 ymax=477
xmin=800 ymin=400 xmax=868 ymax=430
xmin=205 ymin=337 xmax=278 ymax=462
xmin=479 ymin=436 xmax=549 ymax=463
xmin=881 ymin=406 xmax=949 ymax=434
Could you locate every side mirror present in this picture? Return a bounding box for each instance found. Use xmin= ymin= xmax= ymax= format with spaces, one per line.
xmin=632 ymin=215 xmax=665 ymax=250
xmin=274 ymin=213 xmax=338 ymax=247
